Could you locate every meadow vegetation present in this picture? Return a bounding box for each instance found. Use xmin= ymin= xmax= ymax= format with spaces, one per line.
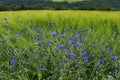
xmin=0 ymin=10 xmax=120 ymax=80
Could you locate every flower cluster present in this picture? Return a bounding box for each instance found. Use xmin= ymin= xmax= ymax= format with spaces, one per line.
xmin=0 ymin=20 xmax=119 ymax=80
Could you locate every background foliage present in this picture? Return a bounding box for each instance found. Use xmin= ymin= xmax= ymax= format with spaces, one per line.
xmin=0 ymin=0 xmax=120 ymax=11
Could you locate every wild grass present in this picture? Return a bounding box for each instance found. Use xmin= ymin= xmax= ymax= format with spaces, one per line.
xmin=0 ymin=10 xmax=120 ymax=80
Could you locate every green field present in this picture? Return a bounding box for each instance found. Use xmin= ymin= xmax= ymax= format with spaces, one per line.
xmin=0 ymin=10 xmax=120 ymax=80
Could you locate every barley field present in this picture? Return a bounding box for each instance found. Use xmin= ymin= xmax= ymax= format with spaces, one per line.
xmin=0 ymin=10 xmax=120 ymax=80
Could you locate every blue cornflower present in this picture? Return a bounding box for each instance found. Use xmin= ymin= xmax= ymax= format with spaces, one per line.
xmin=90 ymin=51 xmax=93 ymax=54
xmin=4 ymin=17 xmax=7 ymax=21
xmin=33 ymin=57 xmax=37 ymax=61
xmin=75 ymin=62 xmax=79 ymax=67
xmin=104 ymin=48 xmax=108 ymax=51
xmin=61 ymin=34 xmax=65 ymax=38
xmin=84 ymin=57 xmax=89 ymax=62
xmin=86 ymin=28 xmax=88 ymax=31
xmin=74 ymin=30 xmax=77 ymax=34
xmin=70 ymin=52 xmax=77 ymax=58
xmin=34 ymin=36 xmax=38 ymax=39
xmin=1 ymin=40 xmax=5 ymax=43
xmin=81 ymin=50 xmax=85 ymax=53
xmin=111 ymin=70 xmax=115 ymax=75
xmin=49 ymin=21 xmax=53 ymax=25
xmin=69 ymin=38 xmax=72 ymax=40
xmin=94 ymin=66 xmax=99 ymax=70
xmin=29 ymin=47 xmax=32 ymax=51
xmin=66 ymin=40 xmax=69 ymax=44
xmin=47 ymin=41 xmax=51 ymax=46
xmin=10 ymin=60 xmax=16 ymax=65
xmin=30 ymin=26 xmax=32 ymax=29
xmin=34 ymin=26 xmax=39 ymax=30
xmin=66 ymin=59 xmax=70 ymax=63
xmin=81 ymin=30 xmax=85 ymax=32
xmin=10 ymin=66 xmax=15 ymax=70
xmin=36 ymin=67 xmax=41 ymax=71
xmin=72 ymin=41 xmax=76 ymax=45
xmin=99 ymin=59 xmax=104 ymax=64
xmin=24 ymin=27 xmax=27 ymax=31
xmin=83 ymin=53 xmax=88 ymax=57
xmin=111 ymin=56 xmax=117 ymax=60
xmin=16 ymin=32 xmax=21 ymax=34
xmin=109 ymin=50 xmax=112 ymax=53
xmin=38 ymin=43 xmax=41 ymax=46
xmin=52 ymin=32 xmax=57 ymax=36
xmin=58 ymin=45 xmax=65 ymax=49
xmin=102 ymin=42 xmax=105 ymax=46
xmin=65 ymin=50 xmax=69 ymax=54
xmin=40 ymin=53 xmax=45 ymax=58
xmin=78 ymin=34 xmax=82 ymax=39
xmin=76 ymin=42 xmax=82 ymax=46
